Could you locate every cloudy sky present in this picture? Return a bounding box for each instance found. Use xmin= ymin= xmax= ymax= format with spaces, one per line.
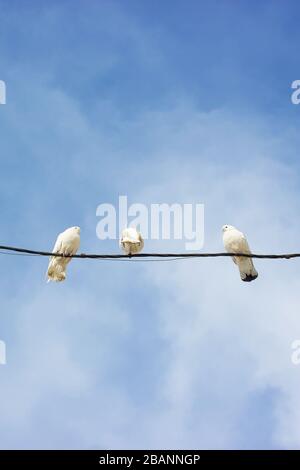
xmin=1 ymin=0 xmax=300 ymax=450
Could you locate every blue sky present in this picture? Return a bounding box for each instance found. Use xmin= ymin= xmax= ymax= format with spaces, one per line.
xmin=1 ymin=0 xmax=300 ymax=449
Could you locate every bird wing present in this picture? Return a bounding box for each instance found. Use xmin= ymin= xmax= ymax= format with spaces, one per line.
xmin=238 ymin=235 xmax=252 ymax=254
xmin=52 ymin=233 xmax=63 ymax=254
xmin=138 ymin=232 xmax=144 ymax=249
xmin=121 ymin=229 xmax=140 ymax=244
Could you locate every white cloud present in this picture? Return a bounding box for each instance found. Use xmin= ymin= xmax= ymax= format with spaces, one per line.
xmin=1 ymin=38 xmax=300 ymax=447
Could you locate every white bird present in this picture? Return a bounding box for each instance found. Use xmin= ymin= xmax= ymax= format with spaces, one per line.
xmin=47 ymin=226 xmax=80 ymax=282
xmin=120 ymin=227 xmax=144 ymax=255
xmin=222 ymin=225 xmax=258 ymax=282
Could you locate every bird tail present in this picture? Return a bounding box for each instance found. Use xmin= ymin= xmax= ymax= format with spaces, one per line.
xmin=121 ymin=237 xmax=140 ymax=244
xmin=238 ymin=258 xmax=258 ymax=282
xmin=47 ymin=258 xmax=67 ymax=282
xmin=241 ymin=271 xmax=258 ymax=282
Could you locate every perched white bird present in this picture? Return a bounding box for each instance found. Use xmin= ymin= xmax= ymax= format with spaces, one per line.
xmin=120 ymin=227 xmax=144 ymax=255
xmin=47 ymin=226 xmax=80 ymax=282
xmin=222 ymin=225 xmax=258 ymax=282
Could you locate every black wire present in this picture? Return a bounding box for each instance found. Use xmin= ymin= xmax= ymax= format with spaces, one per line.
xmin=0 ymin=250 xmax=39 ymax=257
xmin=0 ymin=251 xmax=194 ymax=262
xmin=97 ymin=257 xmax=187 ymax=262
xmin=0 ymin=245 xmax=298 ymax=260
